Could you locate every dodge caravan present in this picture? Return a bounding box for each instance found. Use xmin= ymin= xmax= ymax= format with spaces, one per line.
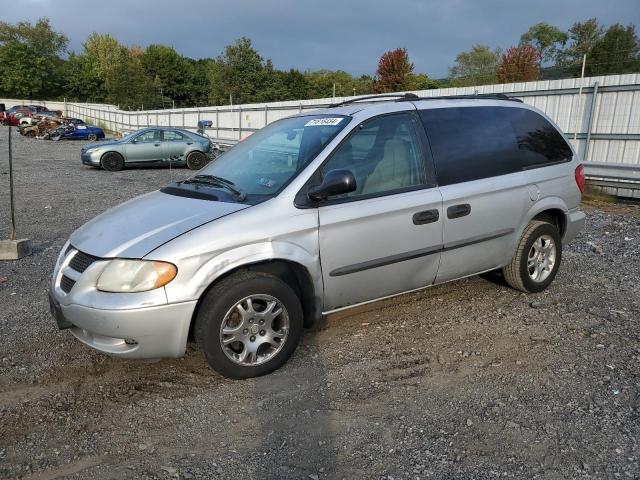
xmin=49 ymin=93 xmax=586 ymax=378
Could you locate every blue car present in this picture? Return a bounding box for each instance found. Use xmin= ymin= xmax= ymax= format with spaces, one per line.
xmin=48 ymin=124 xmax=105 ymax=141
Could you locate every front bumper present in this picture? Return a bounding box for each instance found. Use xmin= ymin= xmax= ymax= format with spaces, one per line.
xmin=50 ymin=291 xmax=196 ymax=358
xmin=50 ymin=244 xmax=197 ymax=359
xmin=81 ymin=152 xmax=101 ymax=166
xmin=564 ymin=208 xmax=586 ymax=243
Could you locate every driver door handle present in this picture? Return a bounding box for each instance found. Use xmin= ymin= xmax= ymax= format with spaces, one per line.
xmin=413 ymin=209 xmax=439 ymax=225
xmin=154 ymin=143 xmax=161 ymax=147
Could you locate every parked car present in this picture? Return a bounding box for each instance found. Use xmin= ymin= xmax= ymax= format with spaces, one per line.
xmin=49 ymin=93 xmax=585 ymax=379
xmin=48 ymin=123 xmax=105 ymax=141
xmin=80 ymin=127 xmax=212 ymax=171
xmin=0 ymin=106 xmax=32 ymax=126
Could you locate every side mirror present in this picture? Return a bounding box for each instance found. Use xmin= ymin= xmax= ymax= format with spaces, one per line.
xmin=308 ymin=169 xmax=357 ymax=201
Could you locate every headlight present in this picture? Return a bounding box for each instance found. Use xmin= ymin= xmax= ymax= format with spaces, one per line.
xmin=97 ymin=260 xmax=177 ymax=293
xmin=85 ymin=147 xmax=99 ymax=154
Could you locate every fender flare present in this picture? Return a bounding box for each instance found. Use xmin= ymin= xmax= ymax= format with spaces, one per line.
xmin=519 ymin=196 xmax=569 ymax=238
xmin=173 ymin=241 xmax=324 ymax=321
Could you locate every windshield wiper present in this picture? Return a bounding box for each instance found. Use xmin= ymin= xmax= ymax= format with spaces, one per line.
xmin=182 ymin=175 xmax=246 ymax=201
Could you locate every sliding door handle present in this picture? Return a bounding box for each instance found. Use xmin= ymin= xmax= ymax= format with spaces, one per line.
xmin=413 ymin=209 xmax=439 ymax=225
xmin=447 ymin=204 xmax=471 ymax=219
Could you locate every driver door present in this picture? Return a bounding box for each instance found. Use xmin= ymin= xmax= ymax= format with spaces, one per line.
xmin=316 ymin=112 xmax=443 ymax=311
xmin=125 ymin=129 xmax=163 ymax=163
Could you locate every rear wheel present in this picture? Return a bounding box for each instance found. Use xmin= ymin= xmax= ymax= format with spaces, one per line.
xmin=503 ymin=220 xmax=562 ymax=293
xmin=100 ymin=152 xmax=124 ymax=172
xmin=186 ymin=151 xmax=206 ymax=170
xmin=195 ymin=271 xmax=303 ymax=379
xmin=87 ymin=133 xmax=98 ymax=141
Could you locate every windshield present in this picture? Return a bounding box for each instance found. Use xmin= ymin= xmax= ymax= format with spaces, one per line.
xmin=196 ymin=114 xmax=350 ymax=199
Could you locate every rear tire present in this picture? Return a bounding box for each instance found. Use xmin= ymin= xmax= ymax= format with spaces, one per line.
xmin=87 ymin=133 xmax=97 ymax=141
xmin=503 ymin=220 xmax=562 ymax=293
xmin=195 ymin=271 xmax=303 ymax=379
xmin=101 ymin=152 xmax=124 ymax=172
xmin=186 ymin=151 xmax=206 ymax=170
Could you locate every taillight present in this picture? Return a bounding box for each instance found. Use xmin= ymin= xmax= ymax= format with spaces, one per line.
xmin=574 ymin=164 xmax=585 ymax=193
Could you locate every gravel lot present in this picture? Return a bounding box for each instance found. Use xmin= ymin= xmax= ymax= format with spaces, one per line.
xmin=0 ymin=127 xmax=639 ymax=480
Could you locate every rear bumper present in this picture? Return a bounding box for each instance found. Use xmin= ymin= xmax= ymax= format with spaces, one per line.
xmin=53 ymin=299 xmax=197 ymax=359
xmin=564 ymin=208 xmax=586 ymax=243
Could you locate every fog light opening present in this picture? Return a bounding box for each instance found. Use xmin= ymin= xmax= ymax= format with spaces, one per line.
xmin=124 ymin=338 xmax=138 ymax=346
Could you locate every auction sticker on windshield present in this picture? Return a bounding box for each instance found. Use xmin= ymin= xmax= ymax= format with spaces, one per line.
xmin=304 ymin=117 xmax=344 ymax=127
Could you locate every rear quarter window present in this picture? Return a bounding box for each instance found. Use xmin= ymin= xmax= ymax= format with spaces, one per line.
xmin=508 ymin=108 xmax=573 ymax=169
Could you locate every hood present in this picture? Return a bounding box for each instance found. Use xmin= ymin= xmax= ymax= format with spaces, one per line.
xmin=82 ymin=139 xmax=123 ymax=150
xmin=69 ymin=190 xmax=249 ymax=258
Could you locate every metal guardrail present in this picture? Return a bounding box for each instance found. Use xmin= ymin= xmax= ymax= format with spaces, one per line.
xmin=584 ymin=161 xmax=640 ymax=191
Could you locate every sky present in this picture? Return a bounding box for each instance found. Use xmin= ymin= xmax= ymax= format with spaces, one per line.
xmin=4 ymin=0 xmax=640 ymax=78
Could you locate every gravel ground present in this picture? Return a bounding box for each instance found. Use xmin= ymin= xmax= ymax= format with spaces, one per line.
xmin=0 ymin=127 xmax=639 ymax=480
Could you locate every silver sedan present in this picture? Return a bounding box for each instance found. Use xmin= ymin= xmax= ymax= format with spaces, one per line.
xmin=80 ymin=127 xmax=213 ymax=172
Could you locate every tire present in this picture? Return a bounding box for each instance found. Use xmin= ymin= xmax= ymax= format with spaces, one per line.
xmin=195 ymin=271 xmax=304 ymax=379
xmin=186 ymin=151 xmax=206 ymax=170
xmin=26 ymin=130 xmax=36 ymax=137
xmin=100 ymin=152 xmax=124 ymax=172
xmin=87 ymin=134 xmax=97 ymax=141
xmin=503 ymin=220 xmax=562 ymax=293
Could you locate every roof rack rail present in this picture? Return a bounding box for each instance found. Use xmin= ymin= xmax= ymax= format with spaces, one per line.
xmin=327 ymin=92 xmax=522 ymax=108
xmin=328 ymin=93 xmax=419 ymax=108
xmin=414 ymin=93 xmax=522 ymax=103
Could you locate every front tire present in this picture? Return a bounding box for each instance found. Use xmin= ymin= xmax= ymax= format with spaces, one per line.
xmin=503 ymin=220 xmax=562 ymax=293
xmin=100 ymin=152 xmax=124 ymax=172
xmin=195 ymin=271 xmax=303 ymax=379
xmin=186 ymin=151 xmax=206 ymax=170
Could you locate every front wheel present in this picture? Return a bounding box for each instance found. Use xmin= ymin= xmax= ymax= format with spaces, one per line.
xmin=186 ymin=151 xmax=206 ymax=170
xmin=195 ymin=271 xmax=303 ymax=379
xmin=100 ymin=152 xmax=124 ymax=172
xmin=503 ymin=220 xmax=562 ymax=293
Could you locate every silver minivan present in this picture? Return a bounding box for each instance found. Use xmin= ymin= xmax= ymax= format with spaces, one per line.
xmin=50 ymin=94 xmax=586 ymax=379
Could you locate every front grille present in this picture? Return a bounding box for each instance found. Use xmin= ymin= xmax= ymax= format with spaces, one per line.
xmin=60 ymin=275 xmax=76 ymax=293
xmin=69 ymin=250 xmax=100 ymax=273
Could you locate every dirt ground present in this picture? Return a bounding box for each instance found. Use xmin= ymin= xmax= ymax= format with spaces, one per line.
xmin=0 ymin=128 xmax=639 ymax=480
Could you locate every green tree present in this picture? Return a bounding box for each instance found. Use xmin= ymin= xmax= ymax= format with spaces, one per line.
xmin=64 ymin=34 xmax=155 ymax=108
xmin=588 ymin=23 xmax=640 ymax=75
xmin=140 ymin=45 xmax=194 ymax=107
xmin=406 ymin=73 xmax=440 ymax=90
xmin=187 ymin=58 xmax=215 ymax=106
xmin=520 ymin=22 xmax=568 ymax=65
xmin=0 ymin=18 xmax=67 ymax=98
xmin=304 ymin=70 xmax=362 ymax=98
xmin=556 ymin=18 xmax=604 ymax=74
xmin=208 ymin=37 xmax=272 ymax=105
xmin=448 ymin=44 xmax=501 ymax=86
xmin=63 ymin=52 xmax=104 ymax=102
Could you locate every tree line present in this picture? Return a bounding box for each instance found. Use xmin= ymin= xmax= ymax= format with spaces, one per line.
xmin=0 ymin=18 xmax=637 ymax=110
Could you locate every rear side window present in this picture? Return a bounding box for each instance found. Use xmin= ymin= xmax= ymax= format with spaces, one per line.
xmin=163 ymin=130 xmax=187 ymax=141
xmin=418 ymin=107 xmax=519 ymax=186
xmin=418 ymin=106 xmax=572 ymax=186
